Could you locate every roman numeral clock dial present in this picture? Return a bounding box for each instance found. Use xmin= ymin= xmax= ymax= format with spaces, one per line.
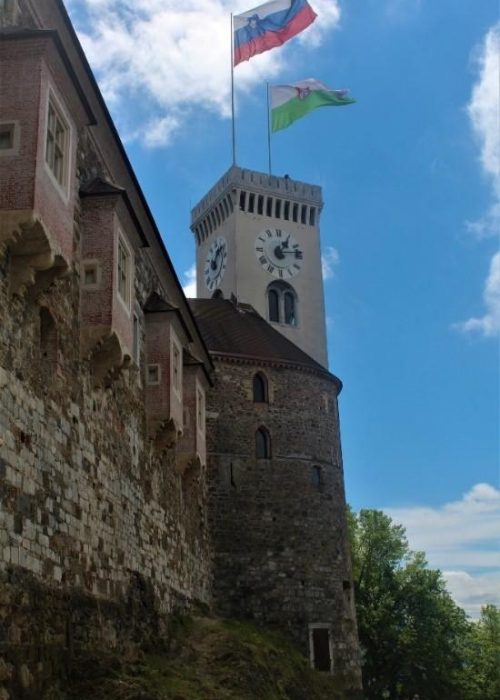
xmin=204 ymin=236 xmax=228 ymax=291
xmin=254 ymin=229 xmax=303 ymax=278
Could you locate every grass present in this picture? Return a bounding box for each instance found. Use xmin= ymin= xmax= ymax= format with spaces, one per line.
xmin=66 ymin=615 xmax=349 ymax=700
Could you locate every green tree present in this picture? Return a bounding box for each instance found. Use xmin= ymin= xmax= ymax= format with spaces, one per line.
xmin=349 ymin=508 xmax=473 ymax=699
xmin=464 ymin=604 xmax=500 ymax=700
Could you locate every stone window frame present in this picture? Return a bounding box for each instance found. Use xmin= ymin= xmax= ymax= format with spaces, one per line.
xmin=170 ymin=331 xmax=183 ymax=401
xmin=308 ymin=623 xmax=334 ymax=673
xmin=116 ymin=231 xmax=133 ymax=313
xmin=81 ymin=259 xmax=101 ymax=290
xmin=146 ymin=363 xmax=161 ymax=386
xmin=44 ymin=88 xmax=72 ymax=202
xmin=0 ymin=120 xmax=20 ymax=156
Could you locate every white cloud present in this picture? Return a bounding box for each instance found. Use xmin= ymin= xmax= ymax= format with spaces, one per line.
xmin=466 ymin=23 xmax=500 ymax=239
xmin=321 ymin=245 xmax=340 ymax=280
xmin=457 ymin=24 xmax=500 ymax=338
xmin=69 ymin=0 xmax=341 ymax=146
xmin=385 ymin=483 xmax=500 ymax=617
xmin=455 ymin=250 xmax=500 ymax=337
xmin=182 ymin=263 xmax=197 ymax=297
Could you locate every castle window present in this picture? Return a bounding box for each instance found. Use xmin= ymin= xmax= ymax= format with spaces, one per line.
xmin=292 ymin=202 xmax=298 ymax=222
xmin=196 ymin=385 xmax=205 ymax=435
xmin=239 ymin=190 xmax=246 ymax=211
xmin=267 ymin=282 xmax=298 ymax=326
xmin=266 ymin=197 xmax=273 ymax=217
xmin=133 ymin=313 xmax=140 ymax=366
xmin=311 ymin=466 xmax=322 ymax=489
xmin=253 ymin=373 xmax=268 ymax=403
xmin=45 ymin=97 xmax=70 ymax=190
xmin=268 ymin=288 xmax=279 ymax=322
xmin=147 ymin=364 xmax=160 ymax=385
xmin=275 ymin=199 xmax=282 ymax=218
xmin=0 ymin=121 xmax=17 ymax=154
xmin=257 ymin=195 xmax=264 ymax=215
xmin=301 ymin=205 xmax=307 ymax=225
xmin=309 ymin=624 xmax=333 ymax=672
xmin=248 ymin=193 xmax=255 ymax=213
xmin=309 ymin=207 xmax=316 ymax=226
xmin=171 ymin=339 xmax=182 ymax=395
xmin=284 ymin=290 xmax=296 ymax=326
xmin=117 ymin=235 xmax=131 ymax=307
xmin=284 ymin=201 xmax=290 ymax=220
xmin=255 ymin=427 xmax=271 ymax=459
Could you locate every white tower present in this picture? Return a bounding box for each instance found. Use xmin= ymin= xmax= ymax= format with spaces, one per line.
xmin=190 ymin=166 xmax=328 ymax=367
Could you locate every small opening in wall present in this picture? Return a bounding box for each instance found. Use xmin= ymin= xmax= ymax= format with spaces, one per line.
xmin=255 ymin=427 xmax=271 ymax=459
xmin=146 ymin=364 xmax=160 ymax=385
xmin=82 ymin=263 xmax=98 ymax=286
xmin=40 ymin=307 xmax=58 ymax=378
xmin=309 ymin=207 xmax=316 ymax=226
xmin=301 ymin=205 xmax=307 ymax=225
xmin=257 ymin=195 xmax=264 ymax=215
xmin=266 ymin=197 xmax=273 ymax=217
xmin=311 ymin=465 xmax=322 ymax=489
xmin=248 ymin=193 xmax=255 ymax=213
xmin=275 ymin=199 xmax=281 ymax=218
xmin=310 ymin=626 xmax=332 ymax=672
xmin=0 ymin=122 xmax=15 ymax=150
xmin=284 ymin=201 xmax=290 ymax=220
xmin=239 ymin=190 xmax=246 ymax=211
xmin=292 ymin=202 xmax=298 ymax=222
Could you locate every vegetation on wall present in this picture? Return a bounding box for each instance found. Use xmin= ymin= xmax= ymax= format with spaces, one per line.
xmin=348 ymin=508 xmax=500 ymax=700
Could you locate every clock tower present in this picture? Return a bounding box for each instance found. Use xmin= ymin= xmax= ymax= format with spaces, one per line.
xmin=190 ymin=166 xmax=328 ymax=367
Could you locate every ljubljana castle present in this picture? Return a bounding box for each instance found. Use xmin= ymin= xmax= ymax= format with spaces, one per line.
xmin=0 ymin=0 xmax=362 ymax=697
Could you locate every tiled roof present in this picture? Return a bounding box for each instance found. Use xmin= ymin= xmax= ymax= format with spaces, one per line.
xmin=189 ymin=298 xmax=335 ymax=381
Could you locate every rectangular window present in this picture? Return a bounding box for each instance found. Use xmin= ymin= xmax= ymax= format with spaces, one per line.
xmin=239 ymin=190 xmax=246 ymax=211
xmin=284 ymin=201 xmax=290 ymax=220
xmin=275 ymin=199 xmax=281 ymax=218
xmin=171 ymin=340 xmax=182 ymax=394
xmin=117 ymin=236 xmax=131 ymax=306
xmin=309 ymin=207 xmax=316 ymax=226
xmin=257 ymin=195 xmax=264 ymax=215
xmin=309 ymin=625 xmax=332 ymax=672
xmin=0 ymin=122 xmax=15 ymax=151
xmin=248 ymin=193 xmax=255 ymax=213
xmin=133 ymin=314 xmax=140 ymax=365
xmin=292 ymin=203 xmax=298 ymax=222
xmin=266 ymin=197 xmax=273 ymax=217
xmin=45 ymin=99 xmax=69 ymax=189
xmin=197 ymin=386 xmax=205 ymax=435
xmin=301 ymin=205 xmax=307 ymax=225
xmin=146 ymin=364 xmax=160 ymax=385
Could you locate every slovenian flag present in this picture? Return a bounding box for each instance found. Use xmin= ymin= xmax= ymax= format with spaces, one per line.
xmin=271 ymin=79 xmax=356 ymax=132
xmin=234 ymin=0 xmax=317 ymax=67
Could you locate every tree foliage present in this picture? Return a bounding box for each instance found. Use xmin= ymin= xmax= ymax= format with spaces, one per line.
xmin=348 ymin=508 xmax=499 ymax=700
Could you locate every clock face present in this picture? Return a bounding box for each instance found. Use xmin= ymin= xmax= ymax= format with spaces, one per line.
xmin=254 ymin=228 xmax=303 ymax=279
xmin=204 ymin=236 xmax=227 ymax=291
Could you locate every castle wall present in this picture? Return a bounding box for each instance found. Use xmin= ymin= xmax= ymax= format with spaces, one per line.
xmin=207 ymin=359 xmax=361 ymax=688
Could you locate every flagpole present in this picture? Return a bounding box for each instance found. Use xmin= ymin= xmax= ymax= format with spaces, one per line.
xmin=230 ymin=13 xmax=236 ymax=166
xmin=266 ymin=82 xmax=272 ymax=176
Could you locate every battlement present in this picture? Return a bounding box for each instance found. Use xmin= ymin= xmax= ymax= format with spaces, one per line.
xmin=191 ymin=166 xmax=323 ymax=226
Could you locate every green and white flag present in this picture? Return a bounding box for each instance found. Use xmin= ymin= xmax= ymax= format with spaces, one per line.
xmin=271 ymin=78 xmax=355 ymax=133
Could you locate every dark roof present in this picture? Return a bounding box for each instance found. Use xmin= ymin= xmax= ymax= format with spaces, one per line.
xmin=189 ymin=298 xmax=339 ymax=385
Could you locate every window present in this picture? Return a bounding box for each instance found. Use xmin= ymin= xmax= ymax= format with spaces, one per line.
xmin=255 ymin=427 xmax=271 ymax=459
xmin=257 ymin=195 xmax=264 ymax=215
xmin=133 ymin=314 xmax=140 ymax=366
xmin=40 ymin=307 xmax=58 ymax=378
xmin=309 ymin=207 xmax=316 ymax=226
xmin=147 ymin=364 xmax=160 ymax=385
xmin=82 ymin=261 xmax=99 ymax=288
xmin=311 ymin=466 xmax=322 ymax=489
xmin=45 ymin=98 xmax=69 ymax=189
xmin=227 ymin=195 xmax=234 ymax=213
xmin=301 ymin=205 xmax=307 ymax=225
xmin=268 ymin=288 xmax=279 ymax=322
xmin=197 ymin=386 xmax=205 ymax=434
xmin=171 ymin=339 xmax=182 ymax=394
xmin=248 ymin=193 xmax=255 ymax=213
xmin=292 ymin=203 xmax=298 ymax=222
xmin=253 ymin=373 xmax=268 ymax=403
xmin=117 ymin=236 xmax=131 ymax=306
xmin=266 ymin=197 xmax=273 ymax=217
xmin=239 ymin=190 xmax=246 ymax=211
xmin=284 ymin=201 xmax=290 ymax=220
xmin=275 ymin=199 xmax=281 ymax=218
xmin=0 ymin=122 xmax=16 ymax=153
xmin=267 ymin=282 xmax=298 ymax=326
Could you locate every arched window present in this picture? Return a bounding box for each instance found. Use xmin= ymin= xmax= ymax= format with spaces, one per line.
xmin=267 ymin=282 xmax=298 ymax=326
xmin=255 ymin=427 xmax=271 ymax=459
xmin=253 ymin=373 xmax=268 ymax=403
xmin=268 ymin=288 xmax=279 ymax=322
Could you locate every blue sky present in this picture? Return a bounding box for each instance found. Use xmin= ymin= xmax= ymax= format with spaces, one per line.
xmin=65 ymin=0 xmax=499 ymax=616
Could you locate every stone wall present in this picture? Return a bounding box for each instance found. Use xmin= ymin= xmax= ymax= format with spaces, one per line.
xmin=207 ymin=359 xmax=361 ymax=690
